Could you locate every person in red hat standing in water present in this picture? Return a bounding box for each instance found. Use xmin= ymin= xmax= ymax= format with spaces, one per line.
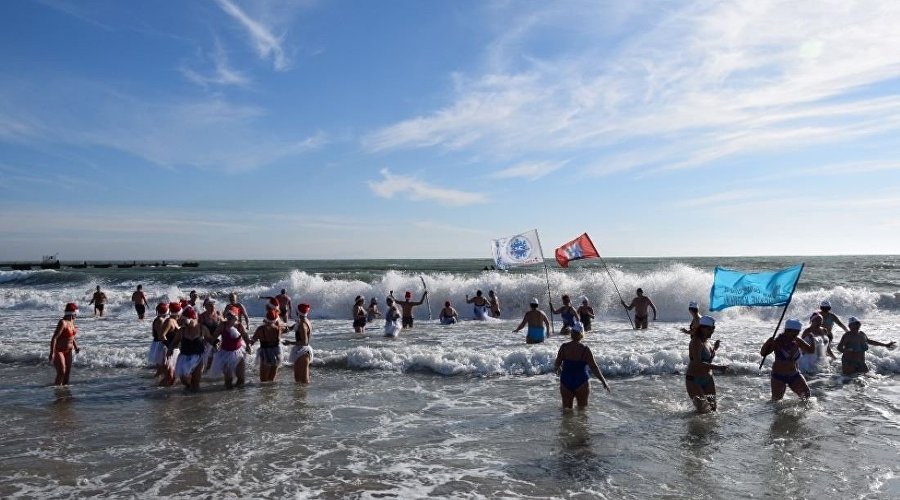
xmin=286 ymin=303 xmax=313 ymax=384
xmin=390 ymin=289 xmax=427 ymax=329
xmin=49 ymin=303 xmax=81 ymax=385
xmin=251 ymin=308 xmax=286 ymax=383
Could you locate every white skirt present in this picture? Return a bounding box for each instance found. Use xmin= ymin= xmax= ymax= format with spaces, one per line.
xmin=148 ymin=341 xmax=167 ymax=365
xmin=384 ymin=320 xmax=402 ymax=337
xmin=288 ymin=345 xmax=314 ymax=364
xmin=164 ymin=348 xmax=180 ymax=371
xmin=211 ymin=349 xmax=246 ymax=377
xmin=203 ymin=342 xmax=216 ymax=363
xmin=174 ymin=354 xmax=203 ymax=379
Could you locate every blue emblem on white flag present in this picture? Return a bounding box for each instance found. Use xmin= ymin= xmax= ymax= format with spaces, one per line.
xmin=491 ymin=229 xmax=544 ymax=269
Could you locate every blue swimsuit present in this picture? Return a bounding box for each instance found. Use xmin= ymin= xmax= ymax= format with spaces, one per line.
xmin=560 ymin=344 xmax=590 ymax=392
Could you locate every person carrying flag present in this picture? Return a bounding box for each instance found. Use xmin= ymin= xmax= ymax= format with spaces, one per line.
xmin=621 ymin=288 xmax=657 ymax=330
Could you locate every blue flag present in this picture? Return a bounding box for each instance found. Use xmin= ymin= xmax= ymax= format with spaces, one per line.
xmin=709 ymin=264 xmax=803 ymax=311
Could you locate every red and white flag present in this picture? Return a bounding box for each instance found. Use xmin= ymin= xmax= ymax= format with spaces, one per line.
xmin=555 ymin=233 xmax=600 ymax=268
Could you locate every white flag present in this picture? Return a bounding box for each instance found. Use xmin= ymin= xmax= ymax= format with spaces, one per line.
xmin=491 ymin=229 xmax=545 ymax=269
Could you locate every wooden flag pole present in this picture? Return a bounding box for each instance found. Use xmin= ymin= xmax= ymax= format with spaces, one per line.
xmin=420 ymin=275 xmax=433 ymax=321
xmin=598 ymin=255 xmax=634 ymax=329
xmin=758 ymin=263 xmax=805 ymax=370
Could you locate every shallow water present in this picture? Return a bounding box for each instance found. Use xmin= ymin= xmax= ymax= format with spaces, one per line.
xmin=1 ymin=257 xmax=898 ymax=498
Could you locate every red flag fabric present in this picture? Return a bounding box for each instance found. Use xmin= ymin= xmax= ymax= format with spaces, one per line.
xmin=555 ymin=233 xmax=600 ymax=268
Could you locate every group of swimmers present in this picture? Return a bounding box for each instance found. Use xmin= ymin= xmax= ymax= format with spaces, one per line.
xmin=682 ymin=300 xmax=896 ymax=413
xmin=50 ymin=290 xmax=314 ymax=392
xmin=48 ymin=286 xmax=895 ymax=413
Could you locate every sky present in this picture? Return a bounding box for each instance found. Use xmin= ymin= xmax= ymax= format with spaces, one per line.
xmin=1 ymin=0 xmax=899 ymax=260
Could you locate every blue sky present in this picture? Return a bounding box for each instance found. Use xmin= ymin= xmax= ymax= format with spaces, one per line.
xmin=1 ymin=0 xmax=899 ymax=260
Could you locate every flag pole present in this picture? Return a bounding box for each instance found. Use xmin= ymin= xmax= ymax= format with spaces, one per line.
xmin=758 ymin=263 xmax=805 ymax=370
xmin=534 ymin=230 xmax=555 ymax=335
xmin=598 ymin=256 xmax=634 ymax=329
xmin=420 ymin=275 xmax=433 ymax=321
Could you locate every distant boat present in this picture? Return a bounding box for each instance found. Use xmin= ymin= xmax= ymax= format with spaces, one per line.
xmin=70 ymin=262 xmax=88 ymax=269
xmin=93 ymin=263 xmax=111 ymax=269
xmin=181 ymin=262 xmax=199 ymax=268
xmin=117 ymin=261 xmax=136 ymax=268
xmin=41 ymin=254 xmax=61 ymax=270
xmin=11 ymin=263 xmax=32 ymax=270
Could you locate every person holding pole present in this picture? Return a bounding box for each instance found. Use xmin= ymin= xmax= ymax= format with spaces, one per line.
xmin=513 ymin=298 xmax=551 ymax=344
xmin=685 ymin=316 xmax=728 ymax=413
xmin=391 ymin=290 xmax=427 ymax=329
xmin=760 ymin=319 xmax=814 ymax=401
xmin=621 ymin=288 xmax=657 ymax=330
xmin=577 ymin=297 xmax=595 ymax=332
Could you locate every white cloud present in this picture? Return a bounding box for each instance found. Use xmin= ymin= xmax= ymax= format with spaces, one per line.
xmin=490 ymin=160 xmax=566 ymax=181
xmin=181 ymin=38 xmax=251 ymax=87
xmin=364 ymin=1 xmax=900 ymax=176
xmin=216 ymin=0 xmax=289 ymax=71
xmin=367 ymin=169 xmax=488 ymax=206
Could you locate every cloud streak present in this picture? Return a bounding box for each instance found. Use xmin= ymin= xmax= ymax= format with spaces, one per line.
xmin=364 ymin=1 xmax=900 ymax=177
xmin=216 ymin=0 xmax=289 ymax=71
xmin=368 ymin=169 xmax=487 ymax=206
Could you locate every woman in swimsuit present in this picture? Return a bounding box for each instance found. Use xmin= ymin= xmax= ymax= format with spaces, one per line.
xmin=465 ymin=290 xmax=491 ymax=320
xmin=760 ymin=319 xmax=815 ymax=401
xmin=285 ymin=303 xmax=313 ymax=384
xmin=488 ymin=290 xmax=501 ymax=318
xmin=169 ymin=306 xmax=212 ymax=392
xmin=49 ymin=303 xmax=81 ymax=386
xmin=680 ymin=301 xmax=701 ymax=336
xmin=251 ymin=308 xmax=285 ymax=382
xmin=199 ymin=299 xmax=221 ymax=372
xmin=551 ymin=295 xmax=579 ymax=335
xmin=798 ymin=312 xmax=836 ymax=373
xmin=352 ymin=296 xmax=367 ymax=334
xmin=211 ymin=306 xmax=252 ymax=389
xmin=439 ymin=301 xmax=459 ymax=325
xmin=157 ymin=302 xmax=183 ymax=386
xmin=148 ymin=302 xmax=170 ymax=378
xmin=554 ymin=324 xmax=610 ymax=409
xmin=818 ymin=300 xmax=849 ymax=338
xmin=685 ymin=316 xmax=728 ymax=413
xmin=837 ymin=317 xmax=896 ymax=376
xmin=366 ymin=298 xmax=382 ymax=323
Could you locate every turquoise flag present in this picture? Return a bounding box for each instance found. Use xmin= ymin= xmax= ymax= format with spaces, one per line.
xmin=709 ymin=264 xmax=803 ymax=311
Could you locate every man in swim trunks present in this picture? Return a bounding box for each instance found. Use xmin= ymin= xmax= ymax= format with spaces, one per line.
xmin=513 ymin=298 xmax=551 ymax=344
xmin=439 ymin=301 xmax=459 ymax=325
xmin=577 ymin=297 xmax=595 ymax=332
xmin=622 ymin=288 xmax=657 ymax=330
xmin=391 ymin=290 xmax=427 ymax=328
xmin=188 ymin=290 xmax=199 ymax=308
xmin=131 ymin=285 xmax=149 ymax=320
xmin=89 ymin=286 xmax=108 ymax=317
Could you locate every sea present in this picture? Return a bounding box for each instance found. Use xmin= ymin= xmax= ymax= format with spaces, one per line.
xmin=1 ymin=256 xmax=898 ymax=499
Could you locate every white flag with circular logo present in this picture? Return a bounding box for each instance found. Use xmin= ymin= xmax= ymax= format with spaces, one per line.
xmin=491 ymin=229 xmax=544 ymax=269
